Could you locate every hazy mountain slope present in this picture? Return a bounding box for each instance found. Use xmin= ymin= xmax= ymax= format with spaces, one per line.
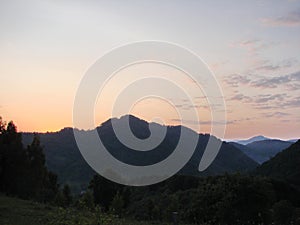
xmin=22 ymin=115 xmax=258 ymax=193
xmin=179 ymin=138 xmax=258 ymax=176
xmin=97 ymin=116 xmax=258 ymax=176
xmin=230 ymin=142 xmax=261 ymax=162
xmin=233 ymin=135 xmax=270 ymax=145
xmin=254 ymin=140 xmax=300 ymax=189
xmin=246 ymin=140 xmax=293 ymax=163
xmin=231 ymin=140 xmax=293 ymax=164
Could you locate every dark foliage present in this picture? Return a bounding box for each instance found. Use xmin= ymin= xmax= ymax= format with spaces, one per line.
xmin=254 ymin=140 xmax=300 ymax=189
xmin=22 ymin=115 xmax=258 ymax=193
xmin=90 ymin=173 xmax=300 ymax=225
xmin=0 ymin=117 xmax=58 ymax=202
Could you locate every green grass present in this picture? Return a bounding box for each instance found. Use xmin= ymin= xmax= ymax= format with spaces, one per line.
xmin=0 ymin=194 xmax=54 ymax=225
xmin=0 ymin=194 xmax=174 ymax=225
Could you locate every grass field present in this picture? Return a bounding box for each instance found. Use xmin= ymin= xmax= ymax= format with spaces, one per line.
xmin=0 ymin=194 xmax=175 ymax=225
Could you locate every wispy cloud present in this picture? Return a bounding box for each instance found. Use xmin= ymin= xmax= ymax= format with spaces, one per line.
xmin=262 ymin=112 xmax=290 ymax=118
xmin=261 ymin=9 xmax=300 ymax=27
xmin=224 ymin=74 xmax=251 ymax=87
xmin=229 ymin=91 xmax=300 ymax=110
xmin=254 ymin=94 xmax=287 ymax=103
xmin=254 ymin=58 xmax=298 ymax=72
xmin=285 ymin=96 xmax=300 ymax=107
xmin=173 ymin=97 xmax=225 ymax=111
xmin=174 ymin=104 xmax=206 ymax=111
xmin=251 ymin=71 xmax=300 ymax=89
xmin=230 ymin=93 xmax=287 ymax=104
xmin=171 ymin=118 xmax=231 ymax=125
xmin=224 ymin=71 xmax=300 ymax=90
xmin=230 ymin=94 xmax=252 ymax=102
xmin=230 ymin=38 xmax=276 ymax=56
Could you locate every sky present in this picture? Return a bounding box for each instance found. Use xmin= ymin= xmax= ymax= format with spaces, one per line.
xmin=0 ymin=0 xmax=300 ymax=139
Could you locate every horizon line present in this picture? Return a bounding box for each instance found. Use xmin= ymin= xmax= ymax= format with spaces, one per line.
xmin=16 ymin=114 xmax=298 ymax=141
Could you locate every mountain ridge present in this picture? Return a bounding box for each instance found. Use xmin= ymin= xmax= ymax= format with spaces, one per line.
xmin=231 ymin=139 xmax=294 ymax=164
xmin=21 ymin=115 xmax=258 ymax=193
xmin=254 ymin=140 xmax=300 ymax=189
xmin=232 ymin=135 xmax=270 ymax=145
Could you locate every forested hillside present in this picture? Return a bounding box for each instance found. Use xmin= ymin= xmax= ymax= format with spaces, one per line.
xmin=255 ymin=140 xmax=300 ymax=189
xmin=22 ymin=115 xmax=258 ymax=193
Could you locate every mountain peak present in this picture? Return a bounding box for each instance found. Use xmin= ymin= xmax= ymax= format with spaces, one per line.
xmin=119 ymin=114 xmax=147 ymax=122
xmin=100 ymin=114 xmax=147 ymax=126
xmin=255 ymin=135 xmax=267 ymax=139
xmin=234 ymin=135 xmax=270 ymax=145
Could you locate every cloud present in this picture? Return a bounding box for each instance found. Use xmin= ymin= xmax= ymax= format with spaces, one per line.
xmin=280 ymin=119 xmax=291 ymax=123
xmin=171 ymin=118 xmax=231 ymax=125
xmin=251 ymin=71 xmax=300 ymax=89
xmin=194 ymin=96 xmax=208 ymax=100
xmin=225 ymin=71 xmax=300 ymax=90
xmin=173 ymin=98 xmax=224 ymax=111
xmin=285 ymin=96 xmax=300 ymax=107
xmin=230 ymin=94 xmax=252 ymax=102
xmin=229 ymin=92 xmax=294 ymax=110
xmin=255 ymin=65 xmax=281 ymax=71
xmin=229 ymin=93 xmax=286 ymax=110
xmin=241 ymin=39 xmax=260 ymax=46
xmin=254 ymin=94 xmax=287 ymax=103
xmin=224 ymin=74 xmax=251 ymax=87
xmin=231 ymin=38 xmax=275 ymax=56
xmin=254 ymin=58 xmax=298 ymax=72
xmin=174 ymin=103 xmax=208 ymax=111
xmin=254 ymin=105 xmax=281 ymax=110
xmin=262 ymin=112 xmax=290 ymax=118
xmin=253 ymin=96 xmax=300 ymax=109
xmin=261 ymin=9 xmax=300 ymax=27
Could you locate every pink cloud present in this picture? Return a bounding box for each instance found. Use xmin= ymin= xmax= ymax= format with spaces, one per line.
xmin=261 ymin=10 xmax=300 ymax=27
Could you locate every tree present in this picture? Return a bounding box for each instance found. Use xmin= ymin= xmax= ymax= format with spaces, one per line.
xmin=42 ymin=171 xmax=59 ymax=202
xmin=273 ymin=200 xmax=294 ymax=225
xmin=110 ymin=191 xmax=124 ymax=217
xmin=90 ymin=175 xmax=122 ymax=211
xmin=0 ymin=116 xmax=5 ymax=134
xmin=0 ymin=117 xmax=58 ymax=202
xmin=26 ymin=134 xmax=47 ymax=197
xmin=0 ymin=120 xmax=26 ymax=195
xmin=62 ymin=184 xmax=72 ymax=206
xmin=0 ymin=116 xmax=5 ymax=188
xmin=77 ymin=191 xmax=95 ymax=210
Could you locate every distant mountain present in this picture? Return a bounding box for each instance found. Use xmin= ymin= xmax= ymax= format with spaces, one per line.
xmin=288 ymin=139 xmax=299 ymax=143
xmin=232 ymin=139 xmax=293 ymax=164
xmin=254 ymin=140 xmax=300 ymax=189
xmin=181 ymin=139 xmax=258 ymax=176
xmin=230 ymin=142 xmax=259 ymax=162
xmin=233 ymin=135 xmax=270 ymax=145
xmin=22 ymin=115 xmax=258 ymax=193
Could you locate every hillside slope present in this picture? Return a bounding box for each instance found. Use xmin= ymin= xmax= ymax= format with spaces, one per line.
xmin=0 ymin=194 xmax=162 ymax=225
xmin=234 ymin=135 xmax=270 ymax=145
xmin=254 ymin=140 xmax=300 ymax=188
xmin=232 ymin=140 xmax=293 ymax=164
xmin=22 ymin=115 xmax=258 ymax=193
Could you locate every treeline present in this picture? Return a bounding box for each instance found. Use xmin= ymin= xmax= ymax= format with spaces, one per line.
xmin=1 ymin=117 xmax=300 ymax=224
xmin=0 ymin=117 xmax=58 ymax=202
xmin=88 ymin=174 xmax=300 ymax=225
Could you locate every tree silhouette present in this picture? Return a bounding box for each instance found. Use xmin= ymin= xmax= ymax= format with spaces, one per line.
xmin=0 ymin=117 xmax=58 ymax=201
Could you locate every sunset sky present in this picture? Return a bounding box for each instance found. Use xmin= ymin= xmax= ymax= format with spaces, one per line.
xmin=0 ymin=0 xmax=300 ymax=139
